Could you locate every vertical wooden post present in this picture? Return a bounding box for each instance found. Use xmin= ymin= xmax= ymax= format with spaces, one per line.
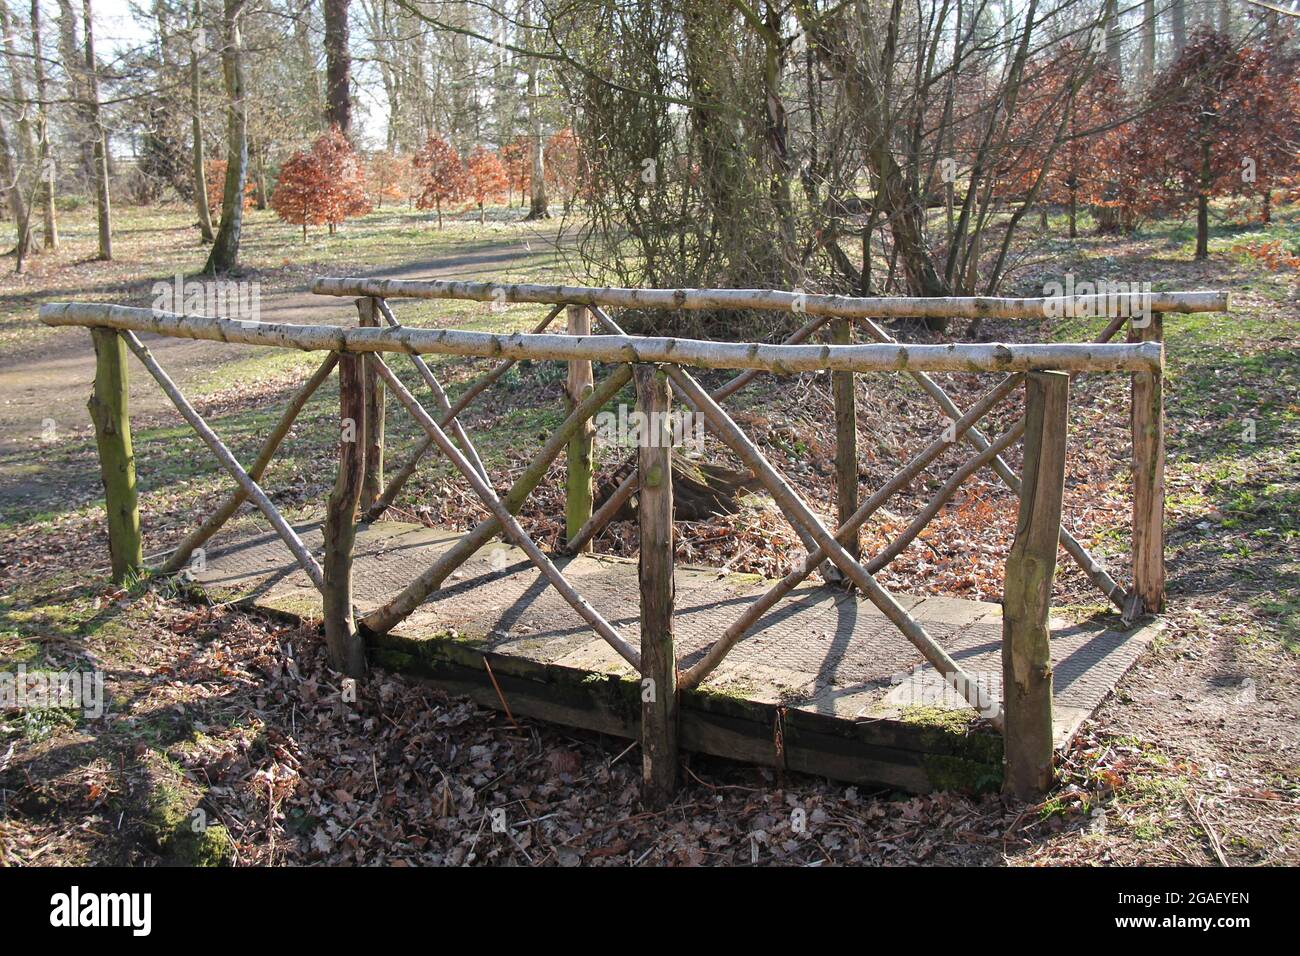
xmin=87 ymin=327 xmax=142 ymax=584
xmin=322 ymin=353 xmax=368 ymax=678
xmin=1129 ymin=312 xmax=1165 ymax=615
xmin=1002 ymin=371 xmax=1069 ymax=799
xmin=635 ymin=364 xmax=678 ymax=806
xmin=566 ymin=305 xmax=594 ymax=551
xmin=831 ymin=318 xmax=859 ymax=561
xmin=357 ymin=298 xmax=384 ymax=514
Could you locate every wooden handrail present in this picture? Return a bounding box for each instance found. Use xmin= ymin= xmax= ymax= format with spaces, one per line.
xmin=311 ymin=276 xmax=1228 ymax=319
xmin=39 ymin=303 xmax=1162 ymax=373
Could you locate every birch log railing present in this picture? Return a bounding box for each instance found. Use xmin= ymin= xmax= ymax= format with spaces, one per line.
xmin=41 ymin=281 xmax=1227 ymax=800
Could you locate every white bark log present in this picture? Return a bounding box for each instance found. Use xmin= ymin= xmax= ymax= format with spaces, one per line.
xmin=41 ymin=303 xmax=1162 ymax=373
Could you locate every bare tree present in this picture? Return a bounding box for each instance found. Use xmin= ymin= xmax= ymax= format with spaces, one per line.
xmin=1 ymin=0 xmax=36 ymax=267
xmin=202 ymin=0 xmax=247 ymax=274
xmin=522 ymin=0 xmax=548 ymax=219
xmin=191 ymin=0 xmax=215 ymax=242
xmin=82 ymin=0 xmax=111 ymax=260
xmin=32 ymin=0 xmax=57 ymax=249
xmin=323 ymin=0 xmax=350 ymax=133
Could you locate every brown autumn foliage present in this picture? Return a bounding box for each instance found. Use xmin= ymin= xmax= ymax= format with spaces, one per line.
xmin=465 ymin=146 xmax=510 ymax=224
xmin=1116 ymin=30 xmax=1300 ymax=240
xmin=544 ymin=128 xmax=583 ymax=212
xmin=204 ymin=159 xmax=256 ymax=216
xmin=270 ymin=127 xmax=371 ymax=240
xmin=499 ymin=138 xmax=530 ymax=207
xmin=413 ymin=135 xmax=467 ymax=229
xmin=367 ymin=152 xmax=412 ymax=209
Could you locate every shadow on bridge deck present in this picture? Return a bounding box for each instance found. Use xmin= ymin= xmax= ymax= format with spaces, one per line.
xmin=193 ymin=518 xmax=1160 ymax=793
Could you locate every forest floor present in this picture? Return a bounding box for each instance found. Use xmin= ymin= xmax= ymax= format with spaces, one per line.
xmin=0 ymin=202 xmax=1296 ymax=866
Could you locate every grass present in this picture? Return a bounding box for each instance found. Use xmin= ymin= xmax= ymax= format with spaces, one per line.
xmin=2 ymin=200 xmax=1299 ymax=865
xmin=0 ymin=201 xmax=579 ymax=356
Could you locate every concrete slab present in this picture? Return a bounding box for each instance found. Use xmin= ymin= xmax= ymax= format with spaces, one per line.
xmin=192 ymin=517 xmax=1157 ymax=791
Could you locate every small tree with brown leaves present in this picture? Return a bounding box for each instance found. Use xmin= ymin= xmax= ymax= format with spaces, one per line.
xmin=271 ymin=127 xmax=370 ymax=240
xmin=413 ymin=135 xmax=466 ymax=228
xmin=314 ymin=127 xmax=372 ymax=233
xmin=465 ymin=147 xmax=509 ymax=225
xmin=271 ymin=150 xmax=330 ymax=241
xmin=367 ymin=152 xmax=411 ymax=210
xmin=544 ymin=128 xmax=583 ymax=214
xmin=204 ymin=159 xmax=255 ymax=218
xmin=500 ymin=138 xmax=530 ymax=207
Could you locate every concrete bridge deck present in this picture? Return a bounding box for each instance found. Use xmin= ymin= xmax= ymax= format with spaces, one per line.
xmin=192 ymin=518 xmax=1159 ymax=792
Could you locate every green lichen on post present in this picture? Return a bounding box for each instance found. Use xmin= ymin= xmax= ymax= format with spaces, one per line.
xmin=87 ymin=327 xmax=142 ymax=584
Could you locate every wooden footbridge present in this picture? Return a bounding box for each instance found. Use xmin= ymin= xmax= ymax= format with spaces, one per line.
xmin=40 ymin=282 xmax=1228 ymax=801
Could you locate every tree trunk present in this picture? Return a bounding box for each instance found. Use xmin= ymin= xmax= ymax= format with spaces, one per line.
xmin=56 ymin=0 xmax=94 ymax=181
xmin=32 ymin=0 xmax=58 ymax=249
xmin=82 ymin=0 xmax=112 ymax=261
xmin=1 ymin=0 xmax=36 ymax=267
xmin=0 ymin=116 xmax=29 ymax=268
xmin=191 ymin=0 xmax=214 ymax=242
xmin=323 ymin=0 xmax=351 ymax=135
xmin=1104 ymin=0 xmax=1122 ymax=77
xmin=293 ymin=1 xmax=323 ymax=131
xmin=203 ymin=0 xmax=247 ymax=275
xmin=1141 ymin=0 xmax=1156 ymax=85
xmin=252 ymin=138 xmax=268 ymax=209
xmin=1170 ymin=0 xmax=1187 ymax=57
xmin=523 ymin=0 xmax=548 ymax=220
xmin=1196 ymin=132 xmax=1210 ymax=260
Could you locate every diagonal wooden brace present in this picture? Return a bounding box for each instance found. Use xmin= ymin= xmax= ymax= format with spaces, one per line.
xmin=364 ymin=303 xmax=565 ymax=520
xmin=668 ymin=367 xmax=1002 ymax=725
xmin=122 ymin=331 xmax=325 ymax=592
xmin=360 ymin=364 xmax=633 ymax=635
xmin=162 ymin=352 xmax=338 ymax=573
xmin=679 ymin=372 xmax=1023 ymax=690
xmin=370 ymin=355 xmax=640 ymax=669
xmin=372 ymin=296 xmax=489 ymax=484
xmin=588 ymin=304 xmax=842 ymax=581
xmin=855 ymin=316 xmax=1126 ymax=608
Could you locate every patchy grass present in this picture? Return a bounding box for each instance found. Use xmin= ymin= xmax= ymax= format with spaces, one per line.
xmin=1 ymin=202 xmax=1298 ymax=865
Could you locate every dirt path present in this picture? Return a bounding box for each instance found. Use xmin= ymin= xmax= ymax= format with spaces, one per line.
xmin=0 ymin=228 xmax=569 ymax=513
